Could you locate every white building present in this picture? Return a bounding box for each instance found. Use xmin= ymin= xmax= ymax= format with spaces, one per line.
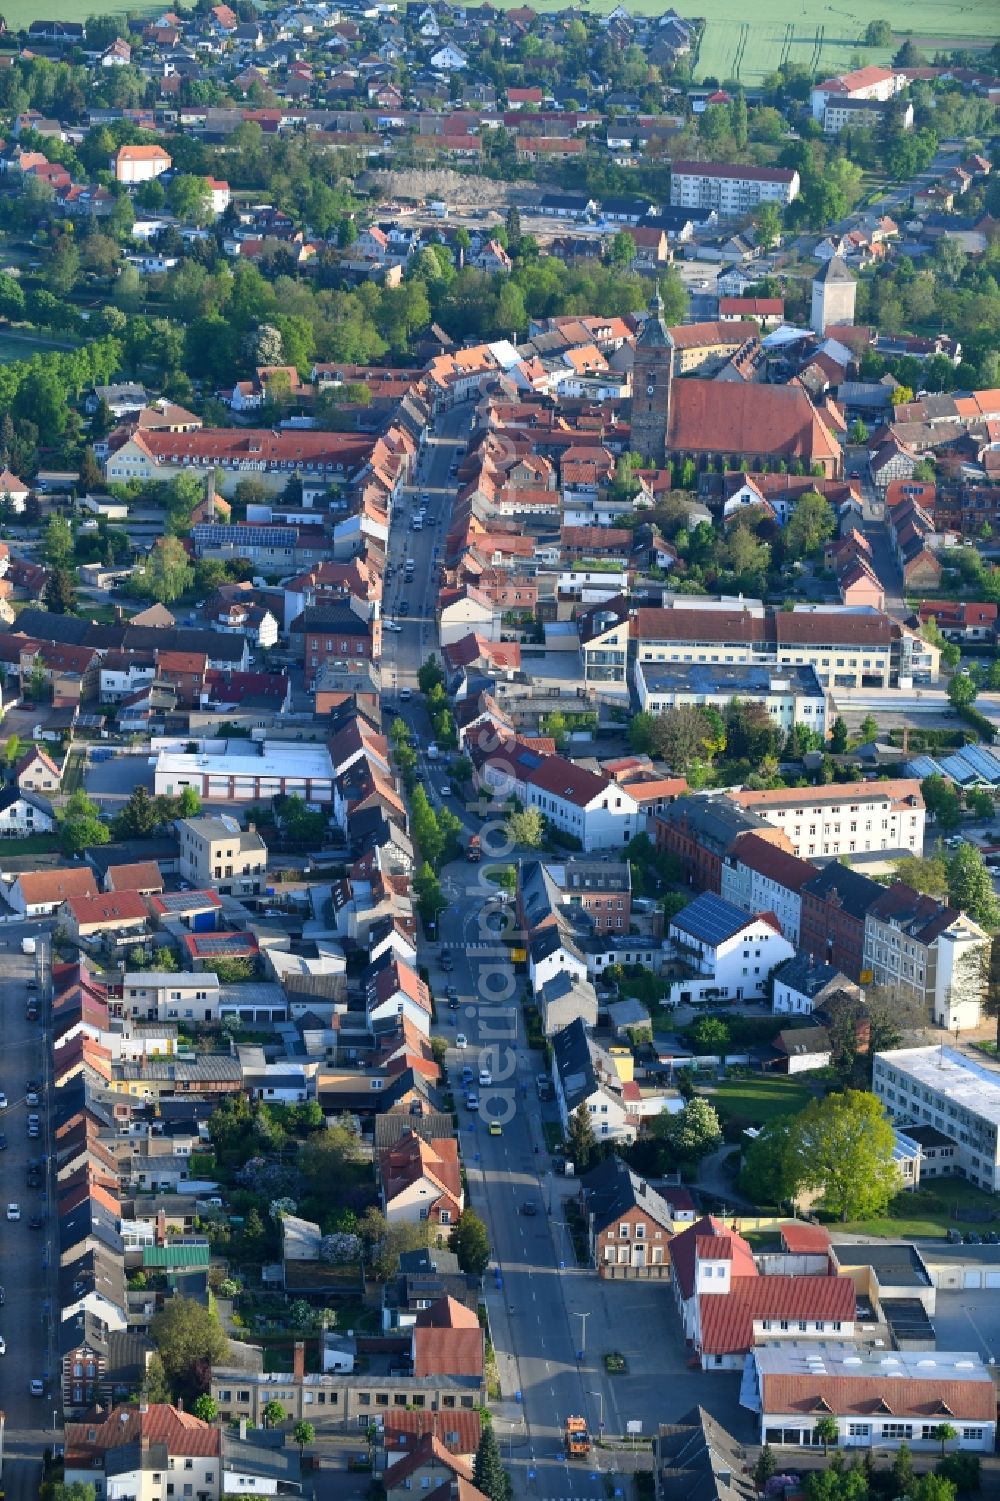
xmin=667 ymin=891 xmax=796 ymax=1006
xmin=863 ymin=883 xmax=989 ymax=1031
xmin=634 ymin=662 xmax=828 ymax=738
xmin=743 ymin=1343 xmax=996 ymax=1454
xmin=177 ymin=813 xmax=268 ymax=896
xmin=874 ymin=1046 xmax=1000 ymax=1192
xmin=438 ymin=586 xmax=497 ymax=647
xmin=551 ymin=1017 xmax=634 ymax=1145
xmin=720 ymin=835 xmax=813 ymax=948
xmin=121 ymin=970 xmax=221 ymax=1023
xmin=481 ymin=745 xmax=640 ymax=852
xmin=669 ymin=160 xmax=800 ymax=218
xmin=157 ymin=741 xmax=334 ymax=804
xmin=810 ymin=64 xmax=908 ymax=121
xmin=730 ymin=779 xmax=925 ymax=862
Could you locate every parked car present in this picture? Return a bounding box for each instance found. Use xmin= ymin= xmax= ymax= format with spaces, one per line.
xmin=6 ymin=1204 xmax=19 ymax=1221
xmin=456 ymin=1033 xmax=468 ymax=1049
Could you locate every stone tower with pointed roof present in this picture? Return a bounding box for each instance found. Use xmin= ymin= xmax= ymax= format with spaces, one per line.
xmin=630 ymin=286 xmax=675 ymax=468
xmin=811 ymin=254 xmax=856 ymax=336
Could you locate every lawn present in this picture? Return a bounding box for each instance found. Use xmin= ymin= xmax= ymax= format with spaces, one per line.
xmin=837 ymin=1178 xmax=1000 ymax=1240
xmin=0 ymin=330 xmax=79 ymax=362
xmin=705 ymin=1073 xmax=816 ymax=1125
xmin=0 ymin=0 xmax=165 ymax=23
xmin=0 ymin=833 xmax=59 ymax=855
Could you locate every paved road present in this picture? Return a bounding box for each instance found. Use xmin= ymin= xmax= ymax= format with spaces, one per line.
xmin=0 ymin=924 xmax=60 ymax=1501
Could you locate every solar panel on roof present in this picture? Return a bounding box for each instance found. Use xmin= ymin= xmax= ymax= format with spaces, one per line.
xmin=904 ymin=756 xmax=941 ymax=780
xmin=191 ymin=933 xmax=254 ymax=954
xmin=192 ymin=524 xmax=296 ymax=548
xmin=672 ymin=891 xmax=750 ymax=945
xmin=959 ymin=745 xmax=1000 ymax=784
xmin=939 ymin=754 xmax=978 ymax=785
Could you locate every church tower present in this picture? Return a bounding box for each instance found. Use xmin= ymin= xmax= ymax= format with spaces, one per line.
xmin=630 ymin=286 xmax=674 ymax=468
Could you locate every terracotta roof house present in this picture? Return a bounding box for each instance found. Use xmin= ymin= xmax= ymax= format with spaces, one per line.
xmin=104 ymin=861 xmax=164 ymax=896
xmin=6 ymin=867 xmax=98 ymax=916
xmin=411 ymin=1296 xmax=484 ymax=1380
xmin=379 ymin=1129 xmax=463 ymax=1228
xmin=64 ymin=1404 xmax=220 ymax=1494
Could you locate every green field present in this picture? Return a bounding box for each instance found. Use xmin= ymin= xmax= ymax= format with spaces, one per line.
xmin=495 ymin=0 xmax=996 ymax=85
xmin=0 ymin=329 xmax=78 ymax=362
xmin=1 ymin=0 xmax=166 ymax=24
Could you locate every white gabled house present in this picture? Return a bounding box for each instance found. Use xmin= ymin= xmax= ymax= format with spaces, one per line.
xmin=550 ymin=1016 xmax=635 ymax=1146
xmin=667 ymin=891 xmax=796 ymax=1006
xmin=480 ymin=741 xmax=640 ymax=852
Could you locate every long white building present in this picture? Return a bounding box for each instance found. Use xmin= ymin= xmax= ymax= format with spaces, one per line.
xmin=155 ymin=739 xmax=335 ymax=803
xmin=873 ymin=1047 xmax=1000 ymax=1193
xmin=669 ymin=160 xmax=800 ymax=218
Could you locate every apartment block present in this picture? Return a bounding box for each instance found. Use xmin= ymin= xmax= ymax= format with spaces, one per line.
xmin=863 ymin=883 xmax=990 ymax=1030
xmin=177 ymin=814 xmax=268 ymax=896
xmin=669 ymin=160 xmax=800 ymax=218
xmin=729 ymin=780 xmax=925 ymax=861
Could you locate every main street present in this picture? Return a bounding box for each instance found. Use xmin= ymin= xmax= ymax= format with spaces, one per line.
xmin=379 ymin=406 xmax=675 ymax=1501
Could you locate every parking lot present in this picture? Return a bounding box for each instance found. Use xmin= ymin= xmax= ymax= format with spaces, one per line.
xmin=0 ymin=928 xmax=58 ymax=1501
xmin=84 ymin=749 xmax=155 ymax=808
xmin=933 ymin=1290 xmax=1000 ymax=1362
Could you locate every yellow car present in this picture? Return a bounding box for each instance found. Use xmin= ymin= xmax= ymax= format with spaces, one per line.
xmin=488 ymin=1121 xmax=502 ymax=1137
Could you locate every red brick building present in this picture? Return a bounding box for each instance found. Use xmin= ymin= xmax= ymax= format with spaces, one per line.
xmin=799 ymin=863 xmax=883 ymax=980
xmin=654 ymin=796 xmax=792 ymax=895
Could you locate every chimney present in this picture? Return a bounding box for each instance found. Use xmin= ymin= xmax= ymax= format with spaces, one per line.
xmin=176 ymin=1397 xmax=183 ymax=1413
xmin=139 ymin=1398 xmax=149 ymax=1414
xmin=293 ymin=1340 xmax=306 ymax=1382
xmin=239 ymin=1418 xmax=248 ymax=1440
xmin=156 ymin=1209 xmax=167 ymax=1246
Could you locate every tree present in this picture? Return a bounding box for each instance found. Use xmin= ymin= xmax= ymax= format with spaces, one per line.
xmin=142 ymin=1352 xmax=172 ymax=1404
xmin=609 ymin=231 xmax=636 ymax=269
xmin=691 ymin=1016 xmax=729 ymax=1051
xmin=150 ymin=1295 xmax=227 ymax=1387
xmin=4 ymin=734 xmax=20 ymax=767
xmin=300 ymin=1122 xmax=363 ymax=1199
xmin=654 ymin=1097 xmax=722 ymax=1164
xmin=946 ymin=844 xmax=1000 ymax=929
xmin=933 ymin=1422 xmax=958 ymax=1460
xmin=948 ymin=671 xmax=979 ymax=711
xmin=449 ymin=1208 xmax=491 ymax=1276
xmin=192 ymin=1395 xmax=218 ymax=1423
xmin=649 ymin=704 xmax=721 ymax=773
xmin=814 ymin=1415 xmax=839 ymax=1456
xmin=858 ymin=714 xmax=879 ymax=744
xmin=568 ymin=1101 xmax=598 ymax=1173
xmin=849 ymin=418 xmax=869 ymax=445
xmin=864 ymin=17 xmax=892 ymax=44
xmin=473 ymin=1422 xmax=512 ymax=1501
xmin=59 ymin=790 xmax=109 ymax=855
xmin=830 ymin=716 xmax=849 ymax=754
xmin=44 ymin=566 xmax=77 ymax=615
xmin=293 ymin=1420 xmax=315 ymax=1455
xmin=43 ymin=514 xmax=74 ymax=568
xmin=921 ymin=773 xmax=962 ymax=833
xmin=113 ymin=785 xmax=158 ymax=839
xmin=754 ymin=201 xmax=782 ymax=251
xmin=262 ymin=1400 xmax=286 ymax=1429
xmin=785 ymin=490 xmax=836 ymax=560
xmin=505 ymin=807 xmax=544 ymax=849
xmin=791 ymin=1090 xmax=898 ymax=1221
xmin=752 ymin=1445 xmax=776 ymax=1494
xmin=891 ymin=1442 xmax=913 ymax=1494
xmin=418 ymin=654 xmax=445 ymax=694
xmin=894 ymin=854 xmax=949 ymax=900
xmin=168 ymin=174 xmax=213 ymax=226
xmin=52 ymin=1485 xmax=97 ymax=1501
xmin=741 ymin=1119 xmax=802 ymax=1206
xmin=134 ymin=536 xmax=195 ymax=604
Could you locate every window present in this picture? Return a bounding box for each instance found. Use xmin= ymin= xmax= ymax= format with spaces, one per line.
xmin=881 ymin=1424 xmax=912 ymax=1440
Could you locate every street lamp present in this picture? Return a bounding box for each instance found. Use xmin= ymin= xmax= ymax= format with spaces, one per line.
xmin=589 ymin=1391 xmax=604 ymax=1434
xmin=575 ymin=1311 xmax=589 ymax=1359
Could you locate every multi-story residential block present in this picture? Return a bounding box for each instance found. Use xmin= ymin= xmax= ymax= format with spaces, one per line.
xmin=654 ymin=794 xmax=792 ymax=896
xmin=666 ymin=892 xmax=795 ymax=1005
xmin=669 ymin=160 xmax=800 ymax=218
xmin=799 ymin=862 xmax=884 ymax=980
xmin=720 ymin=834 xmax=815 ymax=947
xmin=863 ymin=882 xmax=990 ymax=1030
xmin=634 ymin=662 xmax=828 ymax=738
xmin=176 ymin=814 xmax=268 ymax=895
xmin=746 ymin=1344 xmax=995 ymax=1453
xmin=105 ymin=429 xmax=372 ymax=497
xmin=730 ymin=780 xmax=925 ymax=861
xmin=874 ymin=1046 xmax=1000 ymax=1191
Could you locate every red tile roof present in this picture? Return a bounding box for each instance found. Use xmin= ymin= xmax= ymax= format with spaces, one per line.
xmin=780 ymin=1222 xmax=832 ymax=1255
xmin=669 ymin=1215 xmax=757 ymax=1300
xmin=699 ymin=1274 xmax=855 ymax=1356
xmin=383 ymin=1410 xmax=482 ymax=1456
xmin=760 ymin=1370 xmax=995 ymax=1422
xmin=17 ymin=868 xmax=97 ymax=906
xmin=66 ymin=891 xmax=148 ymax=926
xmin=65 ymin=1404 xmax=220 ymax=1463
